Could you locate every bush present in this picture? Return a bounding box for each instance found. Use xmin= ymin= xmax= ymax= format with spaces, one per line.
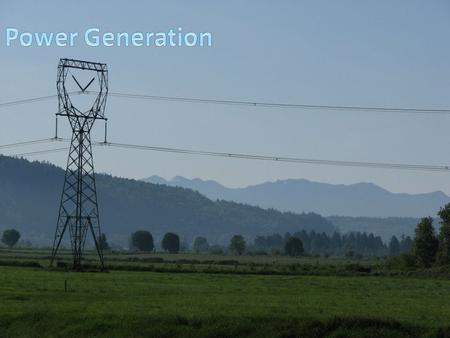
xmin=344 ymin=264 xmax=372 ymax=274
xmin=130 ymin=231 xmax=154 ymax=251
xmin=193 ymin=236 xmax=209 ymax=253
xmin=162 ymin=232 xmax=180 ymax=253
xmin=228 ymin=235 xmax=246 ymax=255
xmin=385 ymin=253 xmax=417 ymax=270
xmin=1 ymin=229 xmax=21 ymax=248
xmin=285 ymin=237 xmax=304 ymax=256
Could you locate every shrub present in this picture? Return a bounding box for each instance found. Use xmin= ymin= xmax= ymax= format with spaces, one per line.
xmin=229 ymin=235 xmax=246 ymax=255
xmin=285 ymin=237 xmax=304 ymax=256
xmin=1 ymin=229 xmax=21 ymax=248
xmin=162 ymin=232 xmax=180 ymax=253
xmin=130 ymin=231 xmax=154 ymax=251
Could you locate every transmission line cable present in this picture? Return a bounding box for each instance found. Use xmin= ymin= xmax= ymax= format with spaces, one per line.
xmin=8 ymin=147 xmax=70 ymax=157
xmin=90 ymin=141 xmax=450 ymax=173
xmin=107 ymin=91 xmax=450 ymax=115
xmin=4 ymin=138 xmax=449 ymax=172
xmin=2 ymin=91 xmax=449 ymax=115
xmin=0 ymin=138 xmax=57 ymax=149
xmin=0 ymin=138 xmax=69 ymax=157
xmin=0 ymin=92 xmax=80 ymax=109
xmin=0 ymin=95 xmax=58 ymax=108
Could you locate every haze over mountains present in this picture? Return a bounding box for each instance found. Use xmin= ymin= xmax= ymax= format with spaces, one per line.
xmin=0 ymin=156 xmax=333 ymax=247
xmin=144 ymin=176 xmax=450 ymax=218
xmin=0 ymin=155 xmax=446 ymax=248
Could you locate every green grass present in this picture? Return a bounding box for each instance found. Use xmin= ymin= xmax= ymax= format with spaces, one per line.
xmin=1 ymin=247 xmax=377 ymax=265
xmin=0 ymin=248 xmax=383 ymax=277
xmin=1 ymin=266 xmax=450 ymax=337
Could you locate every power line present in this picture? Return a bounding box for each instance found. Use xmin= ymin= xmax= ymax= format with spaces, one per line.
xmin=8 ymin=146 xmax=69 ymax=157
xmin=0 ymin=95 xmax=59 ymax=109
xmin=0 ymin=138 xmax=57 ymax=149
xmin=2 ymin=91 xmax=449 ymax=115
xmin=0 ymin=138 xmax=68 ymax=157
xmin=0 ymin=92 xmax=80 ymax=109
xmin=92 ymin=141 xmax=450 ymax=173
xmin=107 ymin=91 xmax=450 ymax=115
xmin=2 ymin=137 xmax=448 ymax=172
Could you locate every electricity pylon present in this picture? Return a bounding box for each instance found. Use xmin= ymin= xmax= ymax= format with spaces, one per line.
xmin=50 ymin=58 xmax=108 ymax=270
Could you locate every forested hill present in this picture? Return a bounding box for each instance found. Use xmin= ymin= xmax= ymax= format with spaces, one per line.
xmin=0 ymin=156 xmax=334 ymax=246
xmin=327 ymin=216 xmax=421 ymax=242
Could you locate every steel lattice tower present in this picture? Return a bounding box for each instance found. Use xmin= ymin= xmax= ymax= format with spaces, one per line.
xmin=50 ymin=58 xmax=108 ymax=270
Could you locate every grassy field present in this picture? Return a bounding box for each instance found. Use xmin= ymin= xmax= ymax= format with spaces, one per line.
xmin=1 ymin=248 xmax=450 ymax=337
xmin=0 ymin=248 xmax=382 ymax=277
xmin=0 ymin=247 xmax=375 ymax=265
xmin=1 ymin=264 xmax=450 ymax=337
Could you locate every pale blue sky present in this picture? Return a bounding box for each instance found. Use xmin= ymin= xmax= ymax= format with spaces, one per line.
xmin=1 ymin=0 xmax=450 ymax=194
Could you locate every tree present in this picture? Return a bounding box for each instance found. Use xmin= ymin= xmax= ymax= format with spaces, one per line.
xmin=412 ymin=217 xmax=438 ymax=267
xmin=254 ymin=235 xmax=267 ymax=249
xmin=437 ymin=203 xmax=450 ymax=265
xmin=285 ymin=236 xmax=304 ymax=256
xmin=399 ymin=235 xmax=413 ymax=253
xmin=388 ymin=236 xmax=400 ymax=256
xmin=295 ymin=230 xmax=310 ymax=253
xmin=99 ymin=233 xmax=110 ymax=251
xmin=130 ymin=230 xmax=154 ymax=251
xmin=283 ymin=232 xmax=291 ymax=245
xmin=229 ymin=235 xmax=246 ymax=255
xmin=162 ymin=232 xmax=180 ymax=253
xmin=193 ymin=236 xmax=209 ymax=253
xmin=331 ymin=232 xmax=342 ymax=252
xmin=1 ymin=229 xmax=20 ymax=248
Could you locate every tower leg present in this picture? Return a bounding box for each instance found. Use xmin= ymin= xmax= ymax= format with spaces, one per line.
xmin=50 ymin=217 xmax=69 ymax=266
xmin=50 ymin=130 xmax=104 ymax=269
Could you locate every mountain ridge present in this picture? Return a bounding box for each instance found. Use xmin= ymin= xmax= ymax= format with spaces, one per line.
xmin=0 ymin=157 xmax=334 ymax=246
xmin=143 ymin=175 xmax=449 ymax=218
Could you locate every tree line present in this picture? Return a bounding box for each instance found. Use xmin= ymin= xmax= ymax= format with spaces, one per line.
xmin=9 ymin=203 xmax=445 ymax=265
xmin=0 ymin=226 xmax=407 ymax=258
xmin=405 ymin=203 xmax=450 ymax=268
xmin=253 ymin=231 xmax=391 ymax=257
xmin=127 ymin=230 xmax=396 ymax=257
xmin=10 ymin=207 xmax=450 ymax=264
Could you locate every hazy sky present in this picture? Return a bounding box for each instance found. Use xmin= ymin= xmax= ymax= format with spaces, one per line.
xmin=1 ymin=0 xmax=450 ymax=194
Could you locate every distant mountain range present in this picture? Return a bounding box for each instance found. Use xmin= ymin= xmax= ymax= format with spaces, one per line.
xmin=0 ymin=156 xmax=333 ymax=247
xmin=144 ymin=175 xmax=449 ymax=218
xmin=0 ymin=155 xmax=444 ymax=248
